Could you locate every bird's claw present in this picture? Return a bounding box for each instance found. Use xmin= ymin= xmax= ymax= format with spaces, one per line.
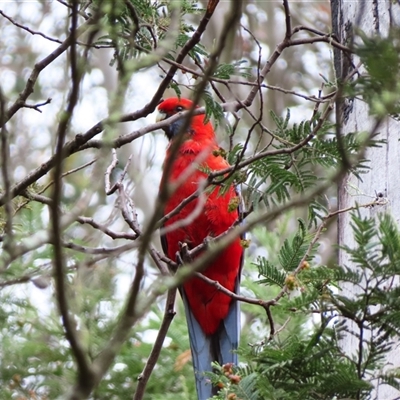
xmin=203 ymin=235 xmax=213 ymax=248
xmin=176 ymin=241 xmax=192 ymax=265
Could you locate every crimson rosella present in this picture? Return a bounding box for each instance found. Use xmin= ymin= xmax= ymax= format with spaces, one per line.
xmin=157 ymin=97 xmax=243 ymax=400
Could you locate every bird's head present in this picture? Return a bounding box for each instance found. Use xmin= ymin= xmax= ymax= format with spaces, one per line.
xmin=156 ymin=97 xmax=213 ymax=141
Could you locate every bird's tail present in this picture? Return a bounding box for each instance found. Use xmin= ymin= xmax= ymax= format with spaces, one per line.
xmin=182 ymin=292 xmax=239 ymax=400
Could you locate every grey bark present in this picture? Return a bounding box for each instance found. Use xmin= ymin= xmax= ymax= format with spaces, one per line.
xmin=333 ymin=1 xmax=400 ymax=398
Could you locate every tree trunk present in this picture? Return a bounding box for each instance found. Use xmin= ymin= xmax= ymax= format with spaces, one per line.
xmin=332 ymin=0 xmax=400 ymax=398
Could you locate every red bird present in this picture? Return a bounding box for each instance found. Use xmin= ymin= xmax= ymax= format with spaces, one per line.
xmin=157 ymin=97 xmax=244 ymax=400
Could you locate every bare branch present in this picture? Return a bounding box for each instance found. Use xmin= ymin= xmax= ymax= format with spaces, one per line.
xmin=0 ymin=10 xmax=64 ymax=44
xmin=50 ymin=3 xmax=94 ymax=390
xmin=148 ymin=247 xmax=174 ymax=275
xmin=20 ymin=98 xmax=52 ymax=113
xmin=4 ymin=14 xmax=97 ymax=124
xmin=159 ymin=179 xmax=208 ymax=236
xmin=288 ymin=36 xmax=353 ymax=53
xmin=0 ymin=274 xmax=33 ymax=288
xmin=133 ymin=289 xmax=177 ymax=400
xmin=145 ymin=0 xmax=222 ymax=112
xmin=63 ymin=241 xmax=136 ymax=255
xmin=117 ymin=185 xmax=141 ymax=236
xmin=77 ymin=216 xmax=138 ymax=240
xmin=38 ymin=158 xmax=98 ymax=195
xmin=124 ymin=0 xmax=140 ymax=41
xmin=18 ymin=190 xmax=138 ymax=242
xmin=0 ymin=86 xmax=14 ymax=256
xmin=157 ymin=187 xmax=201 ymax=227
xmin=282 ymin=0 xmax=292 ymax=40
xmin=105 ymin=149 xmax=120 ymax=195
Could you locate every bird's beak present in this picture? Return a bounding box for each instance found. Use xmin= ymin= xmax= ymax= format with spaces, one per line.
xmin=156 ymin=110 xmax=167 ymax=123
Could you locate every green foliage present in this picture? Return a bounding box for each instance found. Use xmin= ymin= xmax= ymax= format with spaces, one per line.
xmin=242 ymin=108 xmax=382 ymax=230
xmin=93 ymin=300 xmax=196 ymax=400
xmin=338 ymin=213 xmax=400 ymax=340
xmin=213 ymin=60 xmax=252 ymax=79
xmin=255 ymin=256 xmax=287 ymax=288
xmin=202 ymin=90 xmax=225 ymax=125
xmin=210 ymin=324 xmax=372 ymax=400
xmin=255 ymin=219 xmax=315 ymax=288
xmin=351 ymin=28 xmax=400 ymax=117
xmin=0 ymin=283 xmax=196 ymax=399
xmin=210 ymin=212 xmax=400 ymax=400
xmin=244 ymin=111 xmax=331 ymax=210
xmin=0 ymin=290 xmax=74 ymax=398
xmin=92 ymin=0 xmax=204 ymax=68
xmin=169 ymin=81 xmax=182 ymax=98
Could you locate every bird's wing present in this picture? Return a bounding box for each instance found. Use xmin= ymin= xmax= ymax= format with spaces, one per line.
xmin=184 ymin=184 xmax=245 ymax=400
xmin=218 ymin=183 xmax=245 ymax=367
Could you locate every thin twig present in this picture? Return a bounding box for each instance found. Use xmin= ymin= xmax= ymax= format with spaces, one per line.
xmin=117 ymin=185 xmax=141 ymax=236
xmin=159 ymin=183 xmax=207 ymax=236
xmin=157 ymin=186 xmax=202 ymax=227
xmin=105 ymin=149 xmax=119 ymax=195
xmin=4 ymin=15 xmax=97 ymax=124
xmin=38 ymin=158 xmax=98 ymax=195
xmin=63 ymin=241 xmax=136 ymax=255
xmin=148 ymin=247 xmax=172 ymax=275
xmin=20 ymin=98 xmax=52 ymax=113
xmin=77 ymin=216 xmax=138 ymax=240
xmin=0 ymin=274 xmax=34 ymax=288
xmin=0 ymin=10 xmax=64 ymax=43
xmin=124 ymin=0 xmax=140 ymax=41
xmin=133 ymin=289 xmax=177 ymax=400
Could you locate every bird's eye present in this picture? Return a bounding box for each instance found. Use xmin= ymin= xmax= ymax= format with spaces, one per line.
xmin=175 ymin=106 xmax=184 ymax=112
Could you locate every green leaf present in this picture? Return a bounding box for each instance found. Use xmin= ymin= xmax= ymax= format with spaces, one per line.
xmin=202 ymin=91 xmax=224 ymax=126
xmin=254 ymin=256 xmax=286 ymax=288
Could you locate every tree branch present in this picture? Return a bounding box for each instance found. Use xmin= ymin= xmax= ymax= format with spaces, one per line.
xmin=133 ymin=289 xmax=177 ymax=400
xmin=145 ymin=0 xmax=221 ymax=113
xmin=50 ymin=4 xmax=94 ymax=394
xmin=4 ymin=14 xmax=97 ymax=124
xmin=0 ymin=86 xmax=14 ymax=256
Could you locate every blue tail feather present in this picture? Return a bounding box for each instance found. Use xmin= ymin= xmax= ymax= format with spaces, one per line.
xmin=182 ymin=291 xmax=240 ymax=400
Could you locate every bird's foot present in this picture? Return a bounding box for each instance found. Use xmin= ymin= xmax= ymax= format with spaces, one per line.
xmin=176 ymin=242 xmax=192 ymax=265
xmin=203 ymin=235 xmax=214 ymax=248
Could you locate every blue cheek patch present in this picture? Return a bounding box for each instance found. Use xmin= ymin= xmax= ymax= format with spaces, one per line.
xmin=166 ymin=118 xmax=186 ymax=140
